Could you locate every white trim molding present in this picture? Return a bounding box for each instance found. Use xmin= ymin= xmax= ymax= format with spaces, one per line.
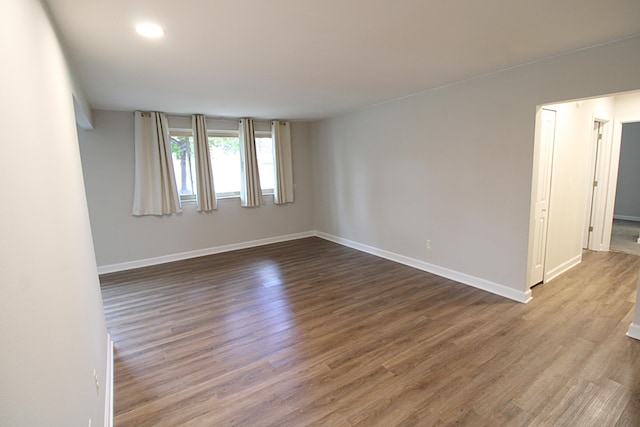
xmin=104 ymin=333 xmax=114 ymax=427
xmin=97 ymin=231 xmax=315 ymax=274
xmin=627 ymin=323 xmax=640 ymax=340
xmin=315 ymin=232 xmax=531 ymax=303
xmin=544 ymin=254 xmax=582 ymax=284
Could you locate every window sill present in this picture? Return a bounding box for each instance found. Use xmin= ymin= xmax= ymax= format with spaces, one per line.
xmin=179 ymin=196 xmax=197 ymax=204
xmin=216 ymin=192 xmax=274 ymax=200
xmin=216 ymin=194 xmax=240 ymax=200
xmin=181 ymin=192 xmax=275 ymax=203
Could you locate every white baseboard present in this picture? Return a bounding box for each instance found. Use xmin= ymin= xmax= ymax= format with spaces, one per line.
xmin=613 ymin=214 xmax=640 ymax=222
xmin=315 ymin=232 xmax=531 ymax=303
xmin=98 ymin=230 xmax=532 ymax=302
xmin=97 ymin=231 xmax=315 ymax=274
xmin=544 ymin=254 xmax=582 ymax=283
xmin=104 ymin=333 xmax=114 ymax=427
xmin=627 ymin=323 xmax=640 ymax=340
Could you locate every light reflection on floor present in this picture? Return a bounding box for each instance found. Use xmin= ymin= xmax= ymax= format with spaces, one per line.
xmin=220 ymin=260 xmax=298 ymax=352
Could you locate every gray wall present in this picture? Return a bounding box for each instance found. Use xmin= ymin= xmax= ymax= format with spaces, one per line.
xmin=78 ymin=110 xmax=314 ymax=268
xmin=0 ymin=0 xmax=108 ymax=425
xmin=77 ymin=37 xmax=640 ymax=300
xmin=310 ymin=36 xmax=640 ymax=298
xmin=614 ymin=122 xmax=640 ymax=220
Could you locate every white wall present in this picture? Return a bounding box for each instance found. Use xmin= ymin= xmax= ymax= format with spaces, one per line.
xmin=78 ymin=110 xmax=315 ymax=269
xmin=613 ymin=91 xmax=640 ymax=117
xmin=614 ymin=123 xmax=640 ymax=219
xmin=310 ymin=36 xmax=640 ymax=300
xmin=0 ymin=1 xmax=108 ymax=426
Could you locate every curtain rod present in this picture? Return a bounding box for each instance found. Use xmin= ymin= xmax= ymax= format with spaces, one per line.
xmin=164 ymin=113 xmax=289 ymax=123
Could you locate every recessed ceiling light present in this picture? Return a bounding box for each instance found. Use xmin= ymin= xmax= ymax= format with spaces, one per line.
xmin=136 ymin=23 xmax=164 ymax=38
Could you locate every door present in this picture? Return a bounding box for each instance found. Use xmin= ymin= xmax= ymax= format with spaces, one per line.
xmin=583 ymin=121 xmax=603 ymax=249
xmin=530 ymin=108 xmax=556 ymax=286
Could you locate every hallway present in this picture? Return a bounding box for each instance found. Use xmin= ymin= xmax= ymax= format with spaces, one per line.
xmin=610 ymin=219 xmax=640 ymax=257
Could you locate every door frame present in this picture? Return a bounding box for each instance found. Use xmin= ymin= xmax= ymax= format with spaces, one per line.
xmin=599 ymin=116 xmax=640 ymax=250
xmin=583 ymin=116 xmax=610 ymax=250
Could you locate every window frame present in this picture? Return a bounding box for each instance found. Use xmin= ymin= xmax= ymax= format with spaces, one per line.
xmin=207 ymin=130 xmax=241 ymax=199
xmin=254 ymin=130 xmax=274 ymax=196
xmin=168 ymin=129 xmax=197 ymax=203
xmin=167 ymin=126 xmax=275 ymax=202
xmin=207 ymin=130 xmax=275 ymax=199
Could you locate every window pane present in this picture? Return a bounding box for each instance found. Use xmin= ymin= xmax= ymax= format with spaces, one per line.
xmin=169 ymin=134 xmax=195 ymax=197
xmin=209 ymin=136 xmax=241 ymax=195
xmin=256 ymin=137 xmax=274 ymax=191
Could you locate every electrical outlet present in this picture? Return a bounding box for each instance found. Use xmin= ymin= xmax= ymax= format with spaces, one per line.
xmin=93 ymin=369 xmax=100 ymax=394
xmin=426 ymin=240 xmax=432 ymax=250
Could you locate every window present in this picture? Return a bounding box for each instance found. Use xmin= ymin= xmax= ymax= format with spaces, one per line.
xmin=208 ymin=132 xmax=274 ymax=198
xmin=169 ymin=131 xmax=196 ymax=202
xmin=255 ymin=135 xmax=274 ymax=193
xmin=169 ymin=128 xmax=274 ymax=200
xmin=208 ymin=134 xmax=241 ymax=197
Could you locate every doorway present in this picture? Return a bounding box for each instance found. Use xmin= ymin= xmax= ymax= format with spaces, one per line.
xmin=527 ymin=92 xmax=640 ymax=290
xmin=608 ymin=121 xmax=640 ymax=256
xmin=597 ymin=117 xmax=640 ymax=252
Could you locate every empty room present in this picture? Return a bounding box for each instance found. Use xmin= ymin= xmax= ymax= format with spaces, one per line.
xmin=3 ymin=0 xmax=640 ymax=426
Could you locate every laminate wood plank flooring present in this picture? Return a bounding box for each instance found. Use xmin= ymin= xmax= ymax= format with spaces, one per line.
xmin=100 ymin=237 xmax=640 ymax=426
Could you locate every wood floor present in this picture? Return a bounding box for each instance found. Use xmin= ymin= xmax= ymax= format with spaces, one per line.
xmin=100 ymin=237 xmax=640 ymax=426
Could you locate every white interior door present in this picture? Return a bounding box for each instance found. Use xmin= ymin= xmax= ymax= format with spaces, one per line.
xmin=530 ymin=108 xmax=556 ymax=287
xmin=583 ymin=121 xmax=603 ymax=249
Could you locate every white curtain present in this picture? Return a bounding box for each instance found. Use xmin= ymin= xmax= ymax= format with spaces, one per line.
xmin=272 ymin=121 xmax=294 ymax=204
xmin=239 ymin=118 xmax=263 ymax=207
xmin=192 ymin=114 xmax=217 ymax=211
xmin=132 ymin=111 xmax=181 ymax=215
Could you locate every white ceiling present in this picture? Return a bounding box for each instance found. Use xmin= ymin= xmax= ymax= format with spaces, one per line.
xmin=46 ymin=0 xmax=640 ymax=121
